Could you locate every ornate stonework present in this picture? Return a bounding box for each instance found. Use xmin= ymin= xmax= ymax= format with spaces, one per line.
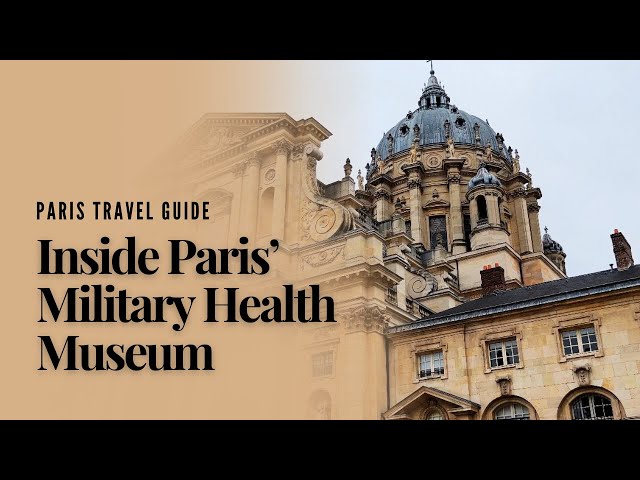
xmin=272 ymin=139 xmax=293 ymax=156
xmin=230 ymin=161 xmax=247 ymax=178
xmin=246 ymin=151 xmax=261 ymax=169
xmin=447 ymin=173 xmax=461 ymax=184
xmin=301 ymin=245 xmax=345 ymax=269
xmin=340 ymin=305 xmax=389 ymax=334
xmin=264 ymin=168 xmax=276 ymax=183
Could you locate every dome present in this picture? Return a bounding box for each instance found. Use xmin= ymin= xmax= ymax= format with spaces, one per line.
xmin=374 ymin=69 xmax=513 ymax=165
xmin=543 ymin=227 xmax=564 ymax=253
xmin=468 ymin=164 xmax=501 ymax=189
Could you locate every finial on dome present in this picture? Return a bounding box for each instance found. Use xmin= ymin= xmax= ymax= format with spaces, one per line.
xmin=544 ymin=226 xmax=548 ymax=234
xmin=427 ymin=59 xmax=434 ymax=75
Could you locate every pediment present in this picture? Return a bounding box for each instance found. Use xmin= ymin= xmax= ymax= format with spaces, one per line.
xmin=422 ymin=199 xmax=450 ymax=210
xmin=383 ymin=386 xmax=480 ymax=420
xmin=181 ymin=113 xmax=331 ymax=155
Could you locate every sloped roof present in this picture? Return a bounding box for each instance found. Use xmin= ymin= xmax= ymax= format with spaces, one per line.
xmin=389 ymin=264 xmax=640 ymax=334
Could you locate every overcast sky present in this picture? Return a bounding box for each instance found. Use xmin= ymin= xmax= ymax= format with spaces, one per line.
xmin=273 ymin=60 xmax=640 ymax=277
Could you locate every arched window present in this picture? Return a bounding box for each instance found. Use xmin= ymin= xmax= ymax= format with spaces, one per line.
xmin=258 ymin=187 xmax=274 ymax=237
xmin=571 ymin=393 xmax=614 ymax=420
xmin=494 ymin=402 xmax=530 ymax=420
xmin=422 ymin=405 xmax=448 ymax=420
xmin=482 ymin=395 xmax=538 ymax=420
xmin=557 ymin=387 xmax=625 ymax=420
xmin=477 ymin=195 xmax=488 ymax=222
xmin=425 ymin=410 xmax=444 ymax=420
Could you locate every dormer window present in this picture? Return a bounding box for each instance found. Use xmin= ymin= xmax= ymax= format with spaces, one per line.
xmin=455 ymin=116 xmax=465 ymax=128
xmin=399 ymin=124 xmax=410 ymax=136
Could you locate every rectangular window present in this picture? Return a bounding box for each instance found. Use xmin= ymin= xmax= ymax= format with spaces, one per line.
xmin=562 ymin=326 xmax=599 ymax=356
xmin=488 ymin=338 xmax=520 ymax=369
xmin=429 ymin=215 xmax=448 ymax=250
xmin=463 ymin=214 xmax=472 ymax=251
xmin=418 ymin=350 xmax=444 ymax=379
xmin=312 ymin=351 xmax=333 ymax=377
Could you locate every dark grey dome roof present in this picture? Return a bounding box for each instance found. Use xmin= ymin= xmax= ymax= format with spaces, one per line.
xmin=543 ymin=228 xmax=564 ymax=253
xmin=374 ymin=70 xmax=513 ymax=165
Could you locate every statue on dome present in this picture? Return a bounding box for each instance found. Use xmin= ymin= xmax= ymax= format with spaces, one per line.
xmin=409 ymin=141 xmax=419 ymax=164
xmin=357 ymin=169 xmax=364 ymax=190
xmin=446 ymin=136 xmax=455 ymax=158
xmin=484 ymin=142 xmax=493 ymax=163
xmin=376 ymin=154 xmax=384 ymax=174
xmin=513 ymin=149 xmax=521 ymax=173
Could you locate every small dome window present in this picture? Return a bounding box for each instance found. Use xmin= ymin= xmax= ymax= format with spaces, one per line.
xmin=406 ymin=111 xmax=413 ymax=120
xmin=451 ymin=105 xmax=458 ymax=113
xmin=399 ymin=124 xmax=410 ymax=136
xmin=455 ymin=116 xmax=466 ymax=128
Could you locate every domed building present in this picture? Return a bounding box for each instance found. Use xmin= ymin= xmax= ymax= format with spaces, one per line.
xmin=344 ymin=66 xmax=567 ymax=311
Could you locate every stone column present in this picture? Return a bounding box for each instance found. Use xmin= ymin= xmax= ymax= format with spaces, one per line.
xmin=447 ymin=170 xmax=466 ymax=254
xmin=374 ymin=189 xmax=391 ymax=222
xmin=271 ymin=140 xmax=291 ymax=242
xmin=527 ymin=203 xmax=543 ymax=253
xmin=407 ymin=177 xmax=424 ymax=244
xmin=240 ymin=151 xmax=261 ymax=243
xmin=513 ymin=189 xmax=533 ymax=254
xmin=227 ymin=160 xmax=247 ymax=245
xmin=469 ymin=197 xmax=478 ymax=230
xmin=487 ymin=193 xmax=501 ymax=226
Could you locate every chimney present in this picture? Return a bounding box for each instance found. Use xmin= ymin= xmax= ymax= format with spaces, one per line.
xmin=611 ymin=229 xmax=634 ymax=270
xmin=480 ymin=263 xmax=506 ymax=296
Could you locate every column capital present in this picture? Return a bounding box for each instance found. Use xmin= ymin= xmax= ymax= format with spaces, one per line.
xmin=374 ymin=188 xmax=391 ymax=201
xmin=527 ymin=203 xmax=541 ymax=213
xmin=271 ymin=139 xmax=293 ymax=156
xmin=447 ymin=173 xmax=461 ymax=184
xmin=230 ymin=160 xmax=247 ymax=178
xmin=246 ymin=151 xmax=261 ymax=169
xmin=510 ymin=187 xmax=527 ymax=198
xmin=291 ymin=143 xmax=305 ymax=161
xmin=407 ymin=177 xmax=422 ymax=190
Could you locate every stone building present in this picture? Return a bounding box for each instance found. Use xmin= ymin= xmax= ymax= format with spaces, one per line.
xmin=177 ymin=66 xmax=639 ymax=420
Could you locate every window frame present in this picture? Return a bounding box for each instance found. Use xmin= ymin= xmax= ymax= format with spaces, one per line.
xmin=311 ymin=350 xmax=335 ymax=379
xmin=493 ymin=402 xmax=531 ymax=420
xmin=552 ymin=315 xmax=603 ymax=363
xmin=417 ymin=350 xmax=445 ymax=380
xmin=570 ymin=393 xmax=614 ymax=420
xmin=480 ymin=330 xmax=524 ymax=373
xmin=411 ymin=341 xmax=448 ymax=383
xmin=487 ymin=337 xmax=520 ymax=369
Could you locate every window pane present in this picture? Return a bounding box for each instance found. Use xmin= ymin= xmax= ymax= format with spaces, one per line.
xmin=312 ymin=351 xmax=333 ymax=377
xmin=571 ymin=394 xmax=613 ymax=420
xmin=426 ymin=410 xmax=444 ymax=420
xmin=495 ymin=403 xmax=529 ymax=420
xmin=433 ymin=351 xmax=443 ymax=375
xmin=419 ymin=354 xmax=431 ymax=377
xmin=580 ymin=327 xmax=599 ymax=353
xmin=419 ymin=351 xmax=444 ymax=377
xmin=489 ymin=341 xmax=504 ymax=368
xmin=562 ymin=330 xmax=580 ymax=355
xmin=505 ymin=339 xmax=519 ymax=365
